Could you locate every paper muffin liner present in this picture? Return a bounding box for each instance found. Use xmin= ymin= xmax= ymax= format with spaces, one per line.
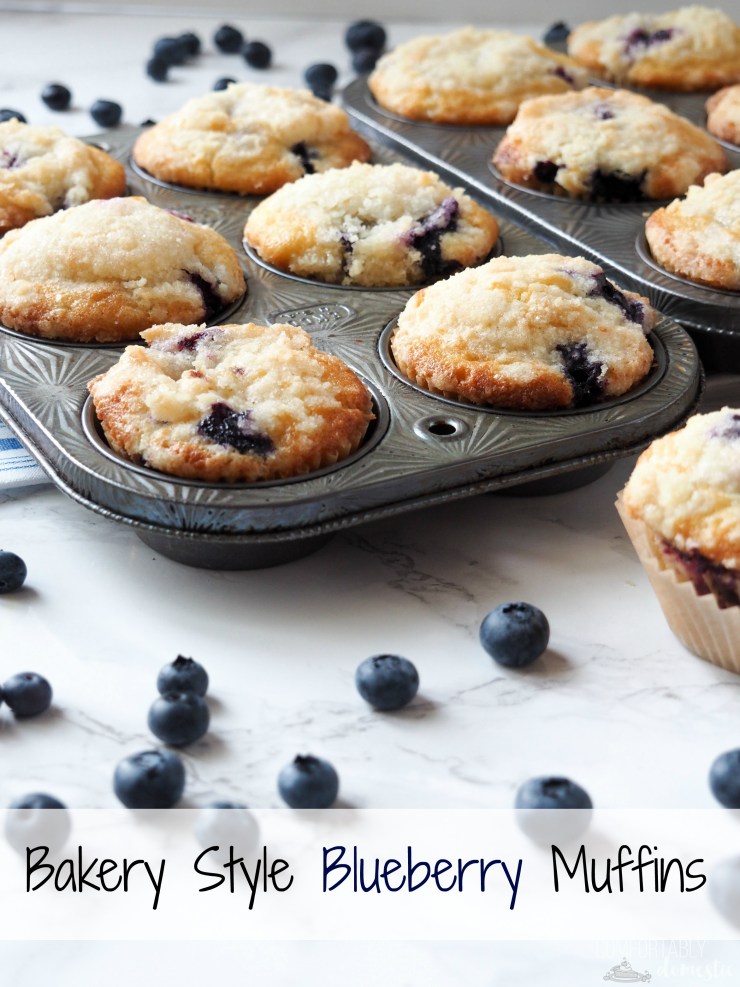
xmin=616 ymin=491 xmax=740 ymax=673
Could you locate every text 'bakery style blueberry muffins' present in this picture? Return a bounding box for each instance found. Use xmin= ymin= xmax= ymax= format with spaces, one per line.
xmin=367 ymin=27 xmax=589 ymax=125
xmin=132 ymin=82 xmax=372 ymax=195
xmin=706 ymin=84 xmax=740 ymax=146
xmin=492 ymin=87 xmax=728 ymax=202
xmin=617 ymin=409 xmax=740 ymax=671
xmin=243 ymin=162 xmax=499 ymax=288
xmin=87 ymin=322 xmax=375 ymax=483
xmin=645 ymin=171 xmax=740 ymax=291
xmin=0 ymin=119 xmax=126 ymax=235
xmin=567 ymin=5 xmax=740 ymax=91
xmin=390 ymin=254 xmax=656 ymax=411
xmin=0 ymin=197 xmax=246 ymax=343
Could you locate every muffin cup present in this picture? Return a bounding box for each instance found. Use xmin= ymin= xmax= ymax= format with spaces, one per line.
xmin=616 ymin=492 xmax=740 ymax=673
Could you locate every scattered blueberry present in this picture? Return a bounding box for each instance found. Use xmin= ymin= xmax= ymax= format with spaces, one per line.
xmin=213 ymin=77 xmax=236 ymax=92
xmin=194 ymin=801 xmax=260 ymax=859
xmin=479 ymin=602 xmax=550 ymax=668
xmin=278 ymin=755 xmax=339 ymax=809
xmin=0 ymin=550 xmax=27 ymax=593
xmin=304 ymin=63 xmax=338 ymax=94
xmin=543 ymin=21 xmax=571 ymax=44
xmin=40 ymin=83 xmax=72 ymax=111
xmin=5 ymin=793 xmax=71 ymax=855
xmin=709 ymin=858 xmax=740 ymax=929
xmin=90 ymin=100 xmax=122 ymax=129
xmin=214 ymin=24 xmax=244 ymax=54
xmin=243 ymin=41 xmax=272 ymax=69
xmin=345 ymin=19 xmax=386 ymax=54
xmin=515 ymin=776 xmax=593 ymax=844
xmin=148 ymin=692 xmax=210 ymax=747
xmin=157 ymin=655 xmax=209 ymax=697
xmin=710 ymin=749 xmax=740 ymax=808
xmin=0 ymin=109 xmax=26 ymax=124
xmin=113 ymin=750 xmax=185 ymax=808
xmin=311 ymin=88 xmax=333 ymax=103
xmin=355 ymin=654 xmax=419 ymax=711
xmin=146 ymin=57 xmax=170 ymax=83
xmin=140 ymin=118 xmax=157 ymax=127
xmin=351 ymin=47 xmax=382 ymax=74
xmin=2 ymin=672 xmax=52 ymax=718
xmin=178 ymin=31 xmax=202 ymax=58
xmin=153 ymin=36 xmax=189 ymax=66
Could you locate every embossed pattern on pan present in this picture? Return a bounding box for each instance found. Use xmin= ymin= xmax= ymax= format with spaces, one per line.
xmin=342 ymin=77 xmax=740 ymax=337
xmin=0 ymin=126 xmax=701 ymax=558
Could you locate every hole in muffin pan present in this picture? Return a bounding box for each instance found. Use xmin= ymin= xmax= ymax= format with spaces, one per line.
xmin=488 ymin=161 xmax=672 ymax=208
xmin=378 ymin=317 xmax=667 ymax=418
xmin=413 ymin=416 xmax=470 ymax=441
xmin=128 ymin=157 xmax=257 ymax=198
xmin=242 ymin=237 xmax=504 ymax=292
xmin=635 ymin=231 xmax=740 ymax=297
xmin=80 ymin=372 xmax=390 ymax=489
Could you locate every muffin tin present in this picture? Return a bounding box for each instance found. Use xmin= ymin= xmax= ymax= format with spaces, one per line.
xmin=342 ymin=77 xmax=740 ymax=370
xmin=0 ymin=127 xmax=701 ymax=568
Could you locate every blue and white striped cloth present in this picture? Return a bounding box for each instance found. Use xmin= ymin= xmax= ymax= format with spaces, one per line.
xmin=0 ymin=420 xmax=48 ymax=488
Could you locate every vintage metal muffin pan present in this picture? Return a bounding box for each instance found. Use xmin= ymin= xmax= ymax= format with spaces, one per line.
xmin=342 ymin=77 xmax=740 ymax=364
xmin=0 ymin=128 xmax=701 ymax=568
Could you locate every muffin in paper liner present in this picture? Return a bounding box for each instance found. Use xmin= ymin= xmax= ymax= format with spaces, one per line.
xmin=616 ymin=492 xmax=740 ymax=673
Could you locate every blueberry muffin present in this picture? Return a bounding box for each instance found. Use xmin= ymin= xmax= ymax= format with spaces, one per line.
xmin=567 ymin=5 xmax=740 ymax=91
xmin=244 ymin=162 xmax=499 ymax=287
xmin=0 ymin=119 xmax=126 ymax=235
xmin=367 ymin=27 xmax=589 ymax=125
xmin=618 ymin=408 xmax=740 ymax=670
xmin=390 ymin=254 xmax=655 ymax=410
xmin=132 ymin=83 xmax=371 ymax=195
xmin=645 ymin=171 xmax=740 ymax=290
xmin=88 ymin=322 xmax=374 ymax=483
xmin=706 ymin=84 xmax=740 ymax=145
xmin=493 ymin=87 xmax=728 ymax=201
xmin=0 ymin=197 xmax=246 ymax=343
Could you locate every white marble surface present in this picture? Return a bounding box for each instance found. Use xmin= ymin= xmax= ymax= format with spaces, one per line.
xmin=1 ymin=8 xmax=740 ymax=979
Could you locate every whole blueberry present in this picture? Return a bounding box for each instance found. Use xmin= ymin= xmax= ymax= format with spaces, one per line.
xmin=0 ymin=109 xmax=26 ymax=124
xmin=515 ymin=776 xmax=593 ymax=845
xmin=355 ymin=654 xmax=419 ymax=711
xmin=5 ymin=793 xmax=71 ymax=855
xmin=213 ymin=77 xmax=237 ymax=92
xmin=146 ymin=57 xmax=169 ymax=83
xmin=479 ymin=602 xmax=550 ymax=668
xmin=90 ymin=100 xmax=122 ymax=128
xmin=710 ymin=750 xmax=740 ymax=808
xmin=148 ymin=692 xmax=210 ymax=747
xmin=304 ymin=63 xmax=338 ymax=92
xmin=41 ymin=83 xmax=72 ymax=111
xmin=214 ymin=24 xmax=244 ymax=54
xmin=0 ymin=551 xmax=27 ymax=593
xmin=113 ymin=750 xmax=185 ymax=809
xmin=311 ymin=88 xmax=333 ymax=103
xmin=2 ymin=672 xmax=52 ymax=718
xmin=243 ymin=41 xmax=272 ymax=69
xmin=153 ymin=36 xmax=188 ymax=66
xmin=345 ymin=19 xmax=386 ymax=54
xmin=178 ymin=31 xmax=202 ymax=58
xmin=543 ymin=21 xmax=571 ymax=44
xmin=351 ymin=47 xmax=382 ymax=74
xmin=157 ymin=655 xmax=209 ymax=697
xmin=278 ymin=755 xmax=339 ymax=809
xmin=194 ymin=801 xmax=260 ymax=859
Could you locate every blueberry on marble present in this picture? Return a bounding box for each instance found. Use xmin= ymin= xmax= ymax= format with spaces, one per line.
xmin=278 ymin=755 xmax=339 ymax=809
xmin=243 ymin=41 xmax=272 ymax=69
xmin=153 ymin=37 xmax=189 ymax=66
xmin=543 ymin=21 xmax=571 ymax=44
xmin=90 ymin=100 xmax=122 ymax=128
xmin=556 ymin=341 xmax=604 ymax=406
xmin=291 ymin=141 xmax=319 ymax=175
xmin=0 ymin=109 xmax=27 ymax=123
xmin=345 ymin=20 xmax=386 ymax=54
xmin=402 ymin=196 xmax=460 ymax=279
xmin=5 ymin=794 xmax=71 ymax=856
xmin=304 ymin=63 xmax=338 ymax=94
xmin=214 ymin=24 xmax=244 ymax=54
xmin=515 ymin=776 xmax=593 ymax=845
xmin=533 ymin=159 xmax=560 ymax=184
xmin=710 ymin=750 xmax=740 ymax=808
xmin=41 ymin=83 xmax=72 ymax=111
xmin=113 ymin=750 xmax=186 ymax=809
xmin=589 ymin=271 xmax=644 ymax=324
xmin=0 ymin=551 xmax=27 ymax=593
xmin=157 ymin=655 xmax=209 ymax=696
xmin=352 ymin=47 xmax=382 ymax=74
xmin=146 ymin=57 xmax=170 ymax=83
xmin=148 ymin=692 xmax=210 ymax=747
xmin=479 ymin=602 xmax=550 ymax=668
xmin=194 ymin=801 xmax=260 ymax=858
xmin=185 ymin=272 xmax=224 ymax=321
xmin=178 ymin=32 xmax=202 ymax=57
xmin=198 ymin=402 xmax=276 ymax=457
xmin=589 ymin=167 xmax=645 ymax=203
xmin=2 ymin=672 xmax=52 ymax=718
xmin=355 ymin=654 xmax=419 ymax=711
xmin=213 ymin=77 xmax=236 ymax=92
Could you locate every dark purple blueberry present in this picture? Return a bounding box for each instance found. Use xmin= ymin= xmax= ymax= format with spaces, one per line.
xmin=213 ymin=77 xmax=236 ymax=92
xmin=198 ymin=402 xmax=275 ymax=457
xmin=533 ymin=159 xmax=560 ymax=184
xmin=345 ymin=19 xmax=386 ymax=54
xmin=194 ymin=801 xmax=260 ymax=858
xmin=178 ymin=31 xmax=202 ymax=57
xmin=291 ymin=141 xmax=318 ymax=175
xmin=185 ymin=272 xmax=224 ymax=321
xmin=589 ymin=271 xmax=644 ymax=324
xmin=242 ymin=41 xmax=272 ymax=69
xmin=90 ymin=100 xmax=122 ymax=128
xmin=589 ymin=167 xmax=645 ymax=203
xmin=479 ymin=602 xmax=550 ymax=668
xmin=356 ymin=654 xmax=419 ymax=711
xmin=2 ymin=672 xmax=52 ymax=718
xmin=593 ymin=103 xmax=615 ymax=121
xmin=515 ymin=777 xmax=593 ymax=844
xmin=556 ymin=341 xmax=604 ymax=406
xmin=174 ymin=329 xmax=211 ymax=352
xmin=5 ymin=794 xmax=71 ymax=855
xmin=153 ymin=36 xmax=189 ymax=66
xmin=552 ymin=65 xmax=575 ymax=86
xmin=214 ymin=24 xmax=244 ymax=54
xmin=311 ymin=88 xmax=333 ymax=103
xmin=351 ymin=47 xmax=381 ymax=74
xmin=140 ymin=118 xmax=157 ymax=127
xmin=148 ymin=692 xmax=210 ymax=747
xmin=113 ymin=750 xmax=185 ymax=809
xmin=0 ymin=150 xmax=20 ymax=169
xmin=0 ymin=109 xmax=26 ymax=123
xmin=543 ymin=21 xmax=571 ymax=44
xmin=41 ymin=83 xmax=72 ymax=111
xmin=0 ymin=550 xmax=27 ymax=592
xmin=278 ymin=755 xmax=339 ymax=809
xmin=624 ymin=27 xmax=674 ymax=57
xmin=157 ymin=654 xmax=209 ymax=697
xmin=710 ymin=750 xmax=740 ymax=808
xmin=709 ymin=412 xmax=740 ymax=442
xmin=304 ymin=63 xmax=338 ymax=93
xmin=662 ymin=542 xmax=739 ymax=609
xmin=146 ymin=57 xmax=169 ymax=83
xmin=402 ymin=196 xmax=460 ymax=279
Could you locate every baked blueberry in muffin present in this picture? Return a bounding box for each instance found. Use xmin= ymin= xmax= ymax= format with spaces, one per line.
xmin=706 ymin=84 xmax=740 ymax=145
xmin=244 ymin=162 xmax=499 ymax=287
xmin=88 ymin=322 xmax=374 ymax=483
xmin=493 ymin=87 xmax=728 ymax=201
xmin=0 ymin=197 xmax=246 ymax=343
xmin=132 ymin=82 xmax=371 ymax=195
